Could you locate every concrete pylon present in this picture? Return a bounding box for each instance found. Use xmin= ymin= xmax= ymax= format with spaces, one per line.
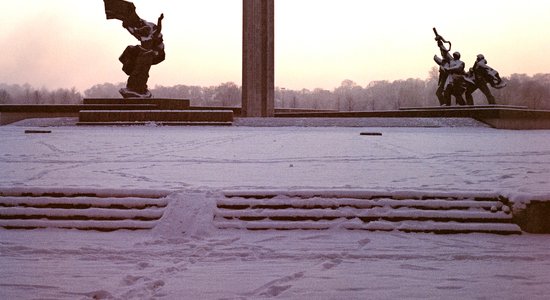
xmin=242 ymin=0 xmax=274 ymax=117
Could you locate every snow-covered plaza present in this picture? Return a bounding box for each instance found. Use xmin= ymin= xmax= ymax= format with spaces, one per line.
xmin=1 ymin=119 xmax=550 ymax=299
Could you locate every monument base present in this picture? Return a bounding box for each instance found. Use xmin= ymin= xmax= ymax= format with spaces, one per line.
xmin=77 ymin=98 xmax=233 ymax=126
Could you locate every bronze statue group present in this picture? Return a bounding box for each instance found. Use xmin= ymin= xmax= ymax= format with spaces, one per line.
xmin=433 ymin=28 xmax=506 ymax=106
xmin=102 ymin=1 xmax=506 ymax=103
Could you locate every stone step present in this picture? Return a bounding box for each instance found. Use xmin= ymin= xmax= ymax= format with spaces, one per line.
xmin=214 ymin=190 xmax=521 ymax=235
xmin=0 ymin=196 xmax=168 ymax=209
xmin=79 ymin=104 xmax=159 ymax=110
xmin=216 ymin=208 xmax=513 ymax=223
xmin=218 ymin=198 xmax=504 ymax=211
xmin=215 ymin=220 xmax=521 ymax=235
xmin=78 ymin=110 xmax=233 ymax=124
xmin=0 ymin=189 xmax=170 ymax=231
xmin=83 ymin=98 xmax=191 ymax=110
xmin=222 ymin=190 xmax=509 ymax=202
xmin=0 ymin=187 xmax=171 ymax=198
xmin=0 ymin=219 xmax=159 ymax=231
xmin=0 ymin=207 xmax=164 ymax=221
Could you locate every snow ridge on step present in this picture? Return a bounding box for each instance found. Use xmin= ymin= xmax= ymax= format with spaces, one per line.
xmin=0 ymin=189 xmax=171 ymax=231
xmin=214 ymin=190 xmax=521 ymax=235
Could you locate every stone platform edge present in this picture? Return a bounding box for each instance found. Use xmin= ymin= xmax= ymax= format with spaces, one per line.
xmin=3 ymin=103 xmax=550 ymax=129
xmin=275 ymin=106 xmax=550 ymax=130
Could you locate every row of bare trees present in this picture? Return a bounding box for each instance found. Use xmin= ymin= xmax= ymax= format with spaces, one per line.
xmin=1 ymin=72 xmax=549 ymax=110
xmin=80 ymin=82 xmax=242 ymax=107
xmin=0 ymin=83 xmax=82 ymax=104
xmin=274 ymin=71 xmax=550 ymax=111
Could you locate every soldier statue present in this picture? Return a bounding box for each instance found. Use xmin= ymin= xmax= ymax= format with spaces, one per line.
xmin=104 ymin=0 xmax=166 ymax=98
xmin=465 ymin=54 xmax=506 ymax=105
xmin=433 ymin=28 xmax=505 ymax=106
xmin=433 ymin=28 xmax=466 ymax=106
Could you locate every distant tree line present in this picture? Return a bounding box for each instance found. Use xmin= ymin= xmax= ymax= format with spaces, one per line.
xmin=0 ymin=83 xmax=82 ymax=105
xmin=82 ymin=82 xmax=242 ymax=107
xmin=1 ymin=71 xmax=549 ymax=110
xmin=271 ymin=70 xmax=550 ymax=111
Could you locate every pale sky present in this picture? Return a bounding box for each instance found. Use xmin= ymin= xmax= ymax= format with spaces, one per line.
xmin=1 ymin=0 xmax=549 ymax=92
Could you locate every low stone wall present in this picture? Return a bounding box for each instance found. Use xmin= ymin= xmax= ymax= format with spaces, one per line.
xmin=275 ymin=107 xmax=550 ymax=130
xmin=4 ymin=104 xmax=550 ymax=129
xmin=1 ymin=111 xmax=79 ymax=125
xmin=0 ymin=104 xmax=111 ymax=125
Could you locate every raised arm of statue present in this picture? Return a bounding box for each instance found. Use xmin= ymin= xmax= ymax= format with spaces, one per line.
xmin=158 ymin=14 xmax=164 ymax=28
xmin=433 ymin=28 xmax=452 ymax=63
xmin=437 ymin=42 xmax=452 ymax=61
xmin=153 ymin=13 xmax=164 ymax=39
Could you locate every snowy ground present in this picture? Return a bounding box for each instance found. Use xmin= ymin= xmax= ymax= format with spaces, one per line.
xmin=1 ymin=119 xmax=550 ymax=299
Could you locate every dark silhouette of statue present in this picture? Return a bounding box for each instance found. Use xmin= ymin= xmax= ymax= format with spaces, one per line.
xmin=433 ymin=28 xmax=506 ymax=106
xmin=433 ymin=34 xmax=451 ymax=106
xmin=465 ymin=54 xmax=506 ymax=105
xmin=104 ymin=0 xmax=165 ymax=98
xmin=433 ymin=28 xmax=466 ymax=106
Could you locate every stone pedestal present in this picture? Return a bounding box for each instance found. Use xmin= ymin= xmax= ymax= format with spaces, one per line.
xmin=242 ymin=0 xmax=274 ymax=117
xmin=513 ymin=201 xmax=550 ymax=233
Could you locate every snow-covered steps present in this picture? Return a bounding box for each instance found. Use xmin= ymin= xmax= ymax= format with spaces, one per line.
xmin=78 ymin=98 xmax=234 ymax=126
xmin=214 ymin=190 xmax=522 ymax=234
xmin=0 ymin=188 xmax=171 ymax=231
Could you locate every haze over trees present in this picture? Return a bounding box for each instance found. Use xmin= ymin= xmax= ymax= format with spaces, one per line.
xmin=1 ymin=71 xmax=549 ymax=110
xmin=0 ymin=83 xmax=82 ymax=105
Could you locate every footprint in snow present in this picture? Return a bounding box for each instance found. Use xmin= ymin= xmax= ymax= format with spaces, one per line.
xmin=358 ymin=238 xmax=371 ymax=247
xmin=137 ymin=261 xmax=152 ymax=269
xmin=247 ymin=272 xmax=305 ymax=297
xmin=322 ymin=259 xmax=343 ymax=270
xmin=399 ymin=264 xmax=441 ymax=271
xmin=260 ymin=285 xmax=292 ymax=297
xmin=82 ymin=289 xmax=115 ymax=299
xmin=121 ymin=275 xmax=145 ymax=286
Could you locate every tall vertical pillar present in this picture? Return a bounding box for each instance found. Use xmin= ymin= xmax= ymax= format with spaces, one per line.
xmin=242 ymin=0 xmax=274 ymax=117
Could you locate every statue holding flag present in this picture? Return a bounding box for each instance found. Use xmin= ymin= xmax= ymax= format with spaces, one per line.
xmin=432 ymin=28 xmax=466 ymax=106
xmin=432 ymin=28 xmax=506 ymax=106
xmin=104 ymin=0 xmax=165 ymax=98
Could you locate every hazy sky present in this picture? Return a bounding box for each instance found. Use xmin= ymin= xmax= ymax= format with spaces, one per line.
xmin=1 ymin=0 xmax=549 ymax=92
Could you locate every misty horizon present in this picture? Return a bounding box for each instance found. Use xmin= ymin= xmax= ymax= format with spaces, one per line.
xmin=2 ymin=71 xmax=549 ymax=111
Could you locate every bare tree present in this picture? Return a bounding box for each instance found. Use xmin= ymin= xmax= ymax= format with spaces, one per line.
xmin=214 ymin=82 xmax=241 ymax=107
xmin=0 ymin=89 xmax=11 ymax=104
